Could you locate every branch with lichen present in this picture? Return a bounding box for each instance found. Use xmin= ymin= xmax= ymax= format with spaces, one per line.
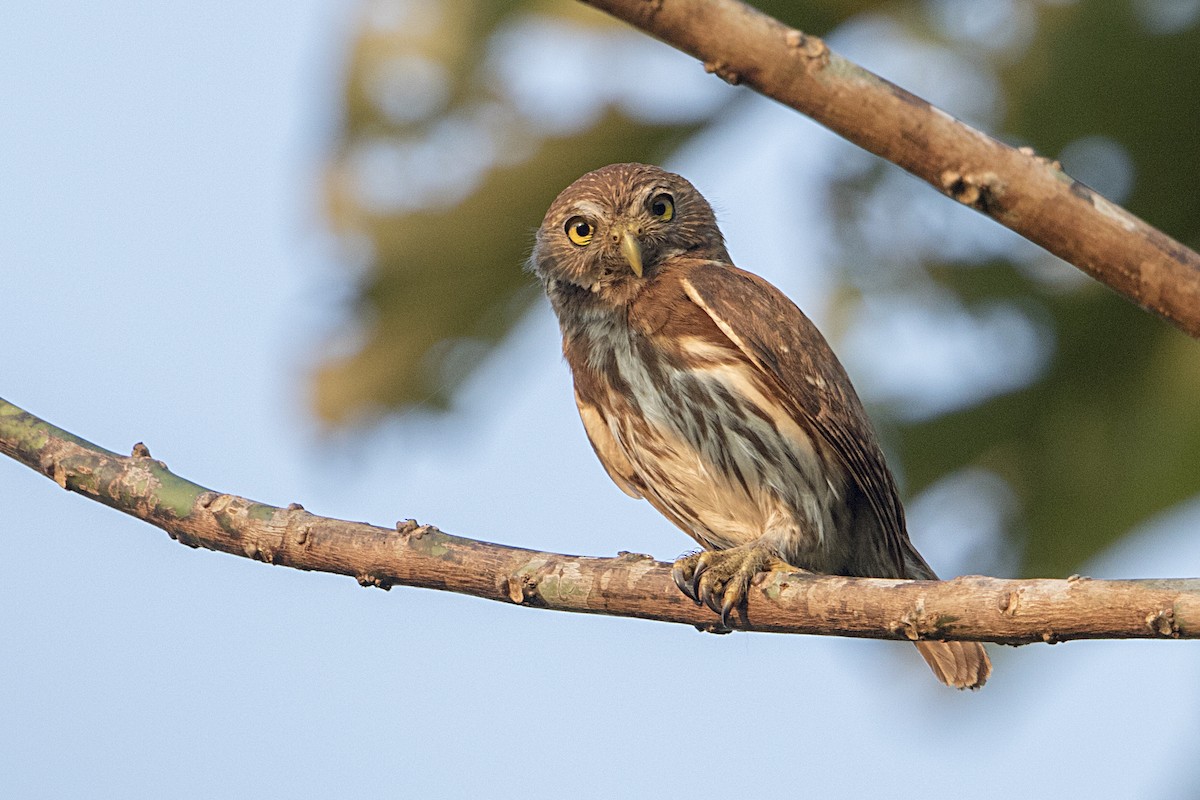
xmin=3 ymin=395 xmax=1197 ymax=645
xmin=581 ymin=0 xmax=1200 ymax=339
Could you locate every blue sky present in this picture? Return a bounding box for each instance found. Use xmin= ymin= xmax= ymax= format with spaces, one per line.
xmin=3 ymin=3 xmax=1199 ymax=798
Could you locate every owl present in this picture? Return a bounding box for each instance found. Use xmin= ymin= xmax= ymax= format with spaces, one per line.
xmin=529 ymin=163 xmax=990 ymax=689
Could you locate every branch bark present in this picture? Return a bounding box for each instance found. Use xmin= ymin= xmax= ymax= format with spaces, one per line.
xmin=582 ymin=0 xmax=1200 ymax=338
xmin=4 ymin=396 xmax=1198 ymax=645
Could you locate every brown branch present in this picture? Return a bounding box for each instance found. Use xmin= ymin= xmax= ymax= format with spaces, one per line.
xmin=3 ymin=396 xmax=1198 ymax=645
xmin=582 ymin=0 xmax=1200 ymax=338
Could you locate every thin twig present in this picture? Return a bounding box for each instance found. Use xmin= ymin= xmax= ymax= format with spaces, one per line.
xmin=581 ymin=0 xmax=1200 ymax=337
xmin=3 ymin=396 xmax=1197 ymax=645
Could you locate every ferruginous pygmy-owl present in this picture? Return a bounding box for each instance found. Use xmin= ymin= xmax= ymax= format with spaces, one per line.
xmin=530 ymin=163 xmax=990 ymax=689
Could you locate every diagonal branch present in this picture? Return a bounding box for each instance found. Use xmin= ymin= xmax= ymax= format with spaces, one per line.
xmin=582 ymin=0 xmax=1200 ymax=338
xmin=3 ymin=395 xmax=1198 ymax=644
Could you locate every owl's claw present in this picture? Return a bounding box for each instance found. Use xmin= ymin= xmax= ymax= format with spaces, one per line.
xmin=690 ymin=558 xmax=711 ymax=601
xmin=720 ymin=591 xmax=739 ymax=629
xmin=670 ymin=545 xmax=794 ymax=627
xmin=697 ymin=572 xmax=717 ymax=614
xmin=672 ymin=558 xmax=700 ymax=603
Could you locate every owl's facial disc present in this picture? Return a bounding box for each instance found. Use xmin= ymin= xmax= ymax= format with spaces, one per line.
xmin=535 ymin=164 xmax=728 ymax=304
xmin=576 ymin=188 xmax=676 ymax=281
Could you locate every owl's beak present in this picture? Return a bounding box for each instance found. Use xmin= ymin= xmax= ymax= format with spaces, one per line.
xmin=618 ymin=229 xmax=644 ymax=278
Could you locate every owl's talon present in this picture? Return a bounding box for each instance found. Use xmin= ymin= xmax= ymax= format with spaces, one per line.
xmin=698 ymin=577 xmax=719 ymax=615
xmin=690 ymin=555 xmax=711 ymax=599
xmin=671 ymin=552 xmax=703 ymax=603
xmin=672 ymin=544 xmax=792 ymax=627
xmin=719 ymin=571 xmax=756 ymax=625
xmin=720 ymin=592 xmax=738 ymax=628
xmin=672 ymin=562 xmax=699 ymax=603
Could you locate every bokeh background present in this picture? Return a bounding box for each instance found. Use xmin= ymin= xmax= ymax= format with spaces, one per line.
xmin=3 ymin=1 xmax=1199 ymax=797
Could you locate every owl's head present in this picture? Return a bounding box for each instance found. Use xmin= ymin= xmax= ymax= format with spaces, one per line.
xmin=531 ymin=163 xmax=727 ymax=308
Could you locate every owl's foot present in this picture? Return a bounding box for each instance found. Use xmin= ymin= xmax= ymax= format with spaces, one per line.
xmin=671 ymin=545 xmax=796 ymax=627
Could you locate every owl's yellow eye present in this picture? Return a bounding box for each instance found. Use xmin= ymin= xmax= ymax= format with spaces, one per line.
xmin=565 ymin=216 xmax=594 ymax=246
xmin=650 ymin=193 xmax=674 ymax=222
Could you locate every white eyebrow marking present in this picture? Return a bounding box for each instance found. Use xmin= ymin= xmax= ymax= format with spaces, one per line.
xmin=573 ymin=200 xmax=605 ymax=217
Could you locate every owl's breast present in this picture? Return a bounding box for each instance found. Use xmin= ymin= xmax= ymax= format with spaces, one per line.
xmin=570 ymin=316 xmax=847 ymax=565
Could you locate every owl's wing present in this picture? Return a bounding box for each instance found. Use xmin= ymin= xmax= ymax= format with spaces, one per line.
xmin=574 ymin=390 xmax=644 ymax=499
xmin=681 ymin=262 xmax=913 ymax=575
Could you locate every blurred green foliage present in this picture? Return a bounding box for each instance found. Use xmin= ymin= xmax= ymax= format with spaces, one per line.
xmin=317 ymin=0 xmax=1200 ymax=577
xmin=900 ymin=0 xmax=1200 ymax=575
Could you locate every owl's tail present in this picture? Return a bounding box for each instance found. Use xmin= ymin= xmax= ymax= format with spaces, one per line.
xmin=915 ymin=641 xmax=991 ymax=690
xmin=899 ymin=545 xmax=991 ymax=689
